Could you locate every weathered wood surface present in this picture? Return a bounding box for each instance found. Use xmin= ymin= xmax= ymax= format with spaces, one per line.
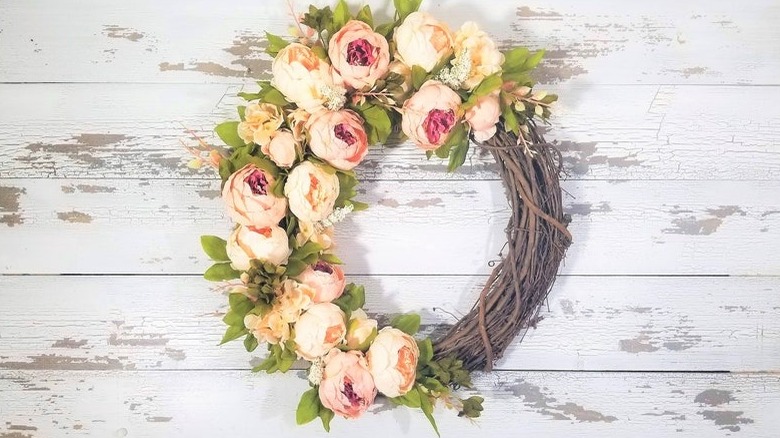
xmin=1 ymin=0 xmax=779 ymax=436
xmin=0 ymin=275 xmax=776 ymax=372
xmin=1 ymin=84 xmax=779 ymax=181
xmin=1 ymin=0 xmax=778 ymax=85
xmin=1 ymin=370 xmax=778 ymax=437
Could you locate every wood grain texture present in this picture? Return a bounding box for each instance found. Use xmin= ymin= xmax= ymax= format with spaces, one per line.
xmin=1 ymin=83 xmax=779 ymax=180
xmin=0 ymin=275 xmax=776 ymax=372
xmin=1 ymin=370 xmax=777 ymax=437
xmin=1 ymin=0 xmax=778 ymax=85
xmin=0 ymin=178 xmax=777 ymax=275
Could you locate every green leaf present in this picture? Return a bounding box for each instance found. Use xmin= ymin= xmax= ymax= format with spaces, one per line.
xmin=218 ymin=158 xmax=234 ymax=184
xmin=285 ymin=258 xmax=308 ymax=277
xmin=319 ymin=405 xmax=335 ymax=432
xmin=523 ymin=49 xmax=545 ymax=71
xmin=375 ymin=21 xmax=396 ymax=39
xmin=261 ymin=88 xmax=289 ymax=107
xmin=265 ymin=32 xmax=290 ymax=57
xmin=394 ymin=0 xmax=423 ymax=20
xmin=334 ymin=171 xmax=359 ymax=208
xmin=471 ymin=73 xmax=503 ymax=98
xmin=237 ymin=105 xmax=246 ymax=121
xmin=392 ymin=386 xmax=422 ymax=408
xmin=215 ymin=121 xmax=245 ymax=148
xmin=296 ymin=388 xmax=321 ymax=425
xmin=447 ymin=125 xmax=470 ymax=172
xmin=200 ymin=235 xmax=229 ymax=262
xmin=417 ymin=338 xmax=434 ymax=368
xmin=319 ymin=253 xmax=343 ymax=265
xmin=220 ymin=325 xmax=247 ymax=345
xmin=356 ymin=5 xmax=373 ymax=27
xmin=333 ymin=283 xmax=365 ymax=313
xmin=411 ymin=65 xmax=427 ymax=90
xmin=419 ymin=388 xmax=440 ymax=437
xmin=293 ymin=240 xmax=324 ymax=261
xmin=358 ymin=104 xmax=392 ymax=145
xmin=501 ymin=97 xmax=520 ymax=135
xmin=502 ymin=47 xmax=530 ymax=73
xmin=229 ymin=293 xmax=254 ymax=316
xmin=222 ymin=310 xmax=244 ymax=327
xmin=251 ymin=353 xmax=277 ymax=373
xmin=332 ymin=0 xmax=351 ymax=29
xmin=243 ymin=333 xmax=258 ymax=352
xmin=390 ymin=313 xmax=421 ymax=335
xmin=204 ymin=262 xmax=241 ymax=282
xmin=238 ymin=91 xmax=262 ymax=101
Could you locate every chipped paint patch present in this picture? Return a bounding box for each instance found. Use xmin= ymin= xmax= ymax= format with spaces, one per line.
xmin=6 ymin=426 xmax=37 ymax=431
xmin=0 ymin=354 xmax=127 ymax=370
xmin=0 ymin=433 xmax=34 ymax=438
xmin=159 ymin=61 xmax=246 ymax=78
xmin=619 ymin=334 xmax=660 ymax=353
xmin=664 ymin=66 xmax=713 ymax=78
xmin=196 ymin=189 xmax=221 ymax=199
xmin=24 ymin=134 xmax=131 ymax=169
xmin=695 ymin=389 xmax=735 ymax=407
xmin=146 ymin=417 xmax=172 ymax=423
xmin=160 ymin=33 xmax=271 ymax=78
xmin=51 ymin=338 xmax=88 ymax=349
xmin=663 ymin=205 xmax=745 ymax=235
xmin=700 ymin=410 xmax=754 ymax=432
xmin=379 ymin=197 xmax=443 ymax=208
xmin=566 ymin=202 xmax=611 ymax=216
xmin=0 ymin=186 xmax=25 ymax=227
xmin=163 ymin=348 xmax=186 ymax=361
xmin=61 ymin=184 xmax=116 ymax=194
xmin=103 ymin=25 xmax=145 ymax=42
xmin=517 ymin=6 xmax=561 ymax=18
xmin=511 ymin=381 xmax=617 ymax=422
xmin=57 ymin=210 xmax=93 ymax=224
xmin=556 ymin=141 xmax=643 ymax=175
xmin=559 ymin=299 xmax=575 ymax=315
xmin=109 ymin=333 xmax=169 ymax=347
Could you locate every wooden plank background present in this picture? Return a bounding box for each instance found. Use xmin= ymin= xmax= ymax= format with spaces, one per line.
xmin=0 ymin=0 xmax=778 ymax=436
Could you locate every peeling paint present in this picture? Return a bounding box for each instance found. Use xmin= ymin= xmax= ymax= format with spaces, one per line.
xmin=24 ymin=134 xmax=131 ymax=168
xmin=510 ymin=381 xmax=618 ymax=422
xmin=159 ymin=61 xmax=246 ymax=77
xmin=0 ymin=186 xmax=25 ymax=227
xmin=103 ymin=25 xmax=145 ymax=42
xmin=566 ymin=202 xmax=611 ymax=216
xmin=196 ymin=189 xmax=221 ymax=199
xmin=0 ymin=354 xmax=127 ymax=370
xmin=0 ymin=433 xmax=34 ymax=438
xmin=663 ymin=205 xmax=745 ymax=235
xmin=163 ymin=348 xmax=186 ymax=361
xmin=665 ymin=66 xmax=713 ymax=78
xmin=57 ymin=211 xmax=93 ymax=224
xmin=51 ymin=338 xmax=88 ymax=349
xmin=695 ymin=389 xmax=735 ymax=406
xmin=619 ymin=335 xmax=660 ymax=353
xmin=700 ymin=410 xmax=754 ymax=432
xmin=159 ymin=33 xmax=271 ymax=78
xmin=146 ymin=417 xmax=172 ymax=423
xmin=61 ymin=184 xmax=116 ymax=194
xmin=559 ymin=299 xmax=575 ymax=315
xmin=108 ymin=333 xmax=169 ymax=347
xmin=6 ymin=425 xmax=37 ymax=431
xmin=517 ymin=6 xmax=562 ymax=18
xmin=379 ymin=197 xmax=443 ymax=208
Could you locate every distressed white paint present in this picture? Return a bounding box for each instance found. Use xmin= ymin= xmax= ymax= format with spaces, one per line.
xmin=1 ymin=370 xmax=777 ymax=437
xmin=1 ymin=0 xmax=778 ymax=85
xmin=0 ymin=84 xmax=779 ymax=180
xmin=0 ymin=275 xmax=776 ymax=372
xmin=1 ymin=179 xmax=778 ymax=275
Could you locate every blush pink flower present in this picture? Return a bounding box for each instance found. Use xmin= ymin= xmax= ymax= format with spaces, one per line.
xmin=297 ymin=261 xmax=346 ymax=303
xmin=222 ymin=164 xmax=287 ymax=228
xmin=306 ymin=109 xmax=369 ymax=170
xmin=401 ymin=80 xmax=463 ymax=150
xmin=328 ymin=20 xmax=390 ymax=90
xmin=464 ymin=92 xmax=501 ymax=142
xmin=319 ymin=349 xmax=377 ymax=419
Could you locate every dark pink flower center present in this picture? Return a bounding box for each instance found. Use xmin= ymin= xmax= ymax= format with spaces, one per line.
xmin=334 ymin=123 xmax=357 ymax=146
xmin=346 ymin=39 xmax=376 ymax=67
xmin=314 ymin=261 xmax=334 ymax=274
xmin=423 ymin=109 xmax=456 ymax=145
xmin=342 ymin=378 xmax=364 ymax=406
xmin=244 ymin=170 xmax=268 ymax=196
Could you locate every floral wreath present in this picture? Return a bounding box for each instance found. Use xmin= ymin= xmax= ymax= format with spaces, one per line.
xmin=189 ymin=0 xmax=571 ymax=433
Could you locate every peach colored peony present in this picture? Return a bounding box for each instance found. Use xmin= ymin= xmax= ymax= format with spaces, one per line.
xmin=345 ymin=309 xmax=378 ymax=351
xmin=244 ymin=310 xmax=290 ymax=345
xmin=306 ymin=110 xmax=369 ymax=170
xmin=222 ymin=164 xmax=287 ymax=228
xmin=401 ymin=80 xmax=463 ymax=150
xmin=367 ymin=327 xmax=419 ymax=397
xmin=465 ymin=92 xmax=501 ymax=142
xmin=284 ymin=161 xmax=340 ymax=223
xmin=226 ymin=225 xmax=291 ymax=271
xmin=261 ymin=130 xmax=298 ymax=168
xmin=286 ymin=108 xmax=310 ymax=142
xmin=296 ymin=220 xmax=334 ymax=251
xmin=272 ymin=43 xmax=342 ymax=113
xmin=454 ymin=22 xmax=504 ymax=90
xmin=294 ymin=303 xmax=347 ymax=360
xmin=237 ymin=102 xmax=284 ymax=146
xmin=328 ymin=20 xmax=390 ymax=90
xmin=276 ymin=279 xmax=317 ymax=323
xmin=394 ymin=12 xmax=453 ymax=72
xmin=297 ymin=261 xmax=346 ymax=303
xmin=318 ymin=349 xmax=377 ymax=419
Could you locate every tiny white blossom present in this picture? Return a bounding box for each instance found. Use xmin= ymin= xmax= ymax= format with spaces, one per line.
xmin=319 ymin=84 xmax=347 ymax=111
xmin=316 ymin=204 xmax=354 ymax=230
xmin=436 ymin=48 xmax=472 ymax=89
xmin=307 ymin=357 xmax=324 ymax=386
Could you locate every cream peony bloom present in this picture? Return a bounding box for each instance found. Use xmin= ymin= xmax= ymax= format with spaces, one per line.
xmin=454 ymin=22 xmax=504 ymax=90
xmin=261 ymin=130 xmax=298 ymax=168
xmin=244 ymin=310 xmax=290 ymax=345
xmin=367 ymin=327 xmax=420 ymax=397
xmin=284 ymin=161 xmax=340 ymax=223
xmin=222 ymin=164 xmax=287 ymax=228
xmin=276 ymin=279 xmax=317 ymax=323
xmin=345 ymin=309 xmax=378 ymax=351
xmin=294 ymin=303 xmax=347 ymax=360
xmin=272 ymin=43 xmax=343 ymax=114
xmin=394 ymin=12 xmax=453 ymax=72
xmin=226 ymin=225 xmax=292 ymax=271
xmin=237 ymin=102 xmax=284 ymax=146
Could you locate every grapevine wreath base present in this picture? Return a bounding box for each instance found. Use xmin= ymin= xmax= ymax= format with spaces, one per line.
xmin=188 ymin=0 xmax=572 ymax=433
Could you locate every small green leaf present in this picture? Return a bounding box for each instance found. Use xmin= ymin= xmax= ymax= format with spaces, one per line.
xmin=296 ymin=387 xmax=321 ymax=425
xmin=319 ymin=405 xmax=335 ymax=432
xmin=261 ymin=88 xmax=289 ymax=107
xmin=333 ymin=283 xmax=365 ymax=313
xmin=265 ymin=32 xmax=290 ymax=57
xmin=285 ymin=258 xmax=308 ymax=277
xmin=251 ymin=353 xmax=277 ymax=373
xmin=220 ymin=325 xmax=247 ymax=345
xmin=200 ymin=235 xmax=229 ymax=262
xmin=411 ymin=65 xmax=428 ymax=90
xmin=222 ymin=310 xmax=244 ymax=327
xmin=390 ymin=313 xmax=421 ymax=335
xmin=502 ymin=47 xmax=530 ymax=73
xmin=293 ymin=241 xmax=324 ymax=260
xmin=356 ymin=5 xmax=373 ymax=27
xmin=218 ymin=159 xmax=234 ymax=184
xmin=319 ymin=253 xmax=343 ymax=265
xmin=417 ymin=338 xmax=434 ymax=368
xmin=358 ymin=104 xmax=392 ymax=144
xmin=394 ymin=0 xmax=423 ymax=20
xmin=237 ymin=105 xmax=246 ymax=121
xmin=243 ymin=334 xmax=258 ymax=352
xmin=215 ymin=121 xmax=245 ymax=148
xmin=229 ymin=293 xmax=254 ymax=316
xmin=392 ymin=386 xmax=422 ymax=408
xmin=375 ymin=21 xmax=396 ymax=38
xmin=523 ymin=49 xmax=545 ymax=71
xmin=501 ymin=98 xmax=520 ymax=135
xmin=419 ymin=387 xmax=440 ymax=437
xmin=447 ymin=125 xmax=470 ymax=172
xmin=471 ymin=73 xmax=503 ymax=98
xmin=204 ymin=262 xmax=241 ymax=282
xmin=332 ymin=0 xmax=351 ymax=29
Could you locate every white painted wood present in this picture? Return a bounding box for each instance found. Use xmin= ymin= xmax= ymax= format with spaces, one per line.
xmin=1 ymin=83 xmax=779 ymax=180
xmin=1 ymin=370 xmax=777 ymax=437
xmin=1 ymin=0 xmax=778 ymax=85
xmin=0 ymin=275 xmax=776 ymax=372
xmin=0 ymin=178 xmax=777 ymax=275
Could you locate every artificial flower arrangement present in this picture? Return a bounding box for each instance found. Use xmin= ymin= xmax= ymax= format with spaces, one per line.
xmin=190 ymin=0 xmax=570 ymax=433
